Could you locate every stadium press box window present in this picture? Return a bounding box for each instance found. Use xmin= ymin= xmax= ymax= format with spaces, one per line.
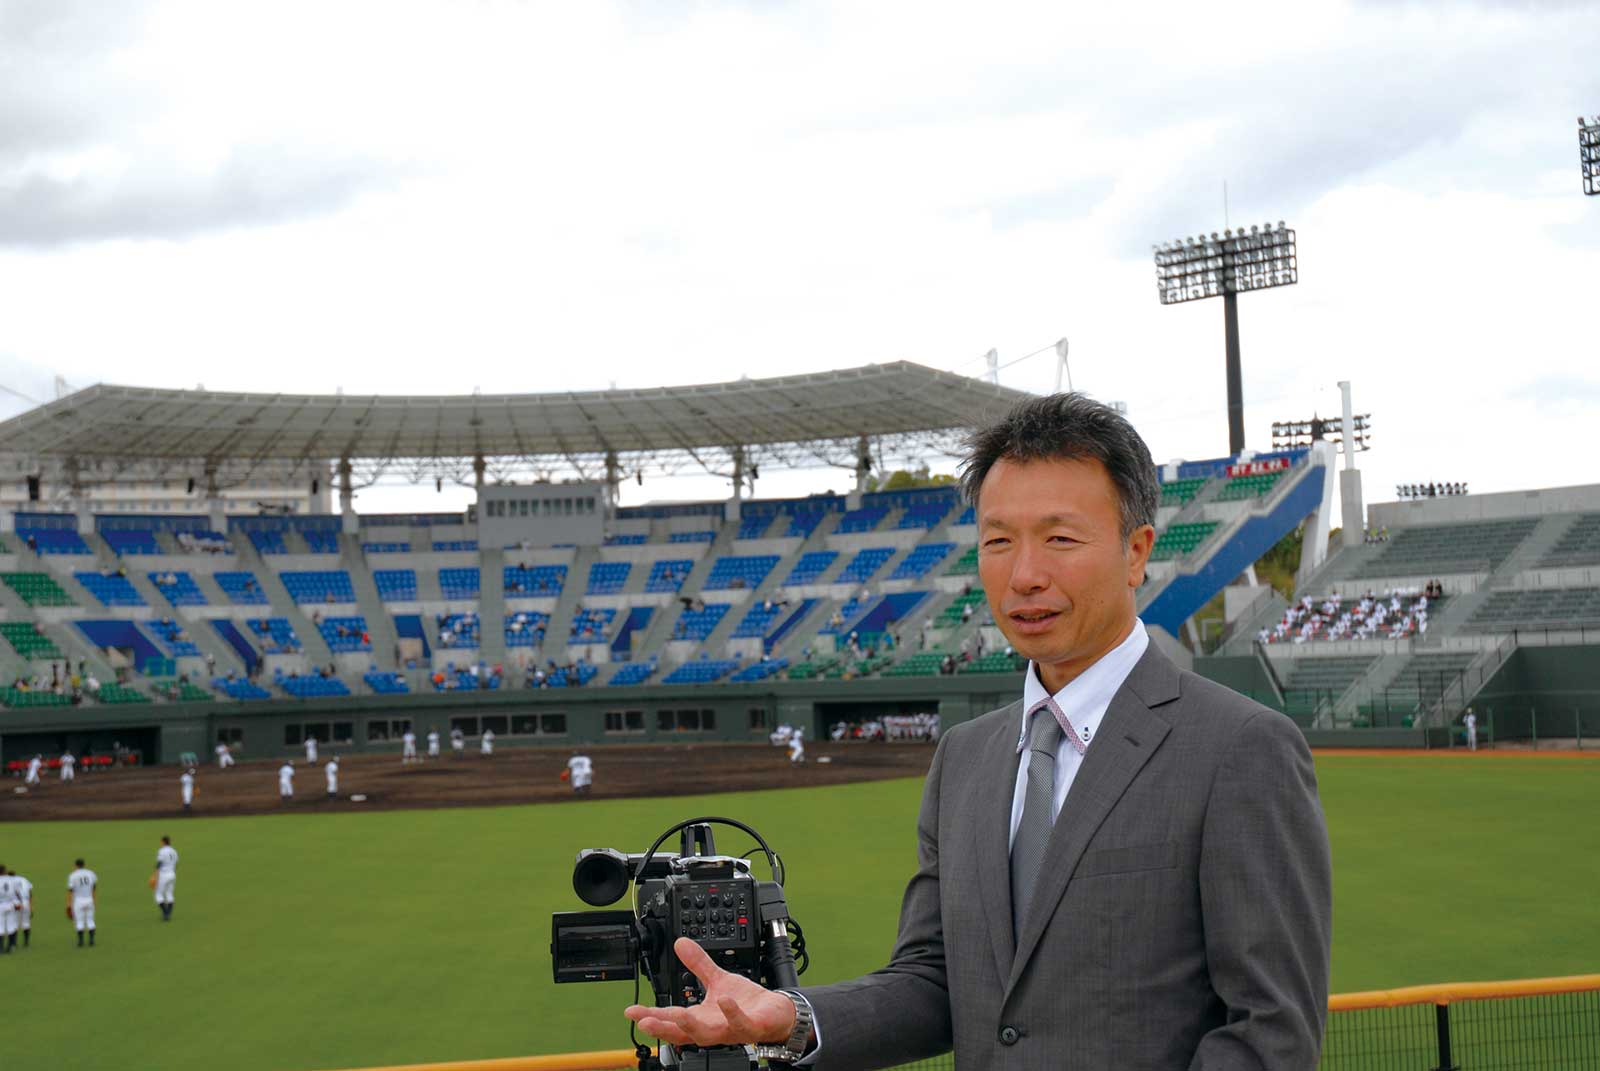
xmin=366 ymin=718 xmax=413 ymax=742
xmin=748 ymin=707 xmax=769 ymax=731
xmin=605 ymin=709 xmax=646 ymax=734
xmin=284 ymin=722 xmax=348 ymax=747
xmin=512 ymin=712 xmax=568 ymax=735
xmin=217 ymin=727 xmax=244 ymax=749
xmin=657 ymin=708 xmax=716 ymax=733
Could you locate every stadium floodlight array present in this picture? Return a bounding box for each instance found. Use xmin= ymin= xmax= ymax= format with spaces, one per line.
xmin=1153 ymin=221 xmax=1298 ymax=454
xmin=1396 ymin=482 xmax=1467 ymax=500
xmin=1271 ymin=414 xmax=1371 ymax=453
xmin=1580 ymin=116 xmax=1600 ymax=196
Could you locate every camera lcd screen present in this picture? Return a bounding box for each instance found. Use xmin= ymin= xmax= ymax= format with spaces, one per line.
xmin=552 ymin=911 xmax=638 ymax=983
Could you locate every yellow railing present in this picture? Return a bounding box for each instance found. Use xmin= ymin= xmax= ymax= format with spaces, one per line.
xmin=333 ymin=974 xmax=1600 ymax=1071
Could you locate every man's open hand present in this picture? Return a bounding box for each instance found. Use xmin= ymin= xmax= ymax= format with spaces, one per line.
xmin=624 ymin=938 xmax=797 ymax=1049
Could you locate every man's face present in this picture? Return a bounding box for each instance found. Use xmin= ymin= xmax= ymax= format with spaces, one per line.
xmin=976 ymin=456 xmax=1154 ymax=692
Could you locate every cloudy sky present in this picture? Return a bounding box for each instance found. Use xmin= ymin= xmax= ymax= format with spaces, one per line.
xmin=0 ymin=0 xmax=1595 ymax=518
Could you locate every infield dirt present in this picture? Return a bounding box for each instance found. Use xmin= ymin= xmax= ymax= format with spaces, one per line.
xmin=1 ymin=741 xmax=938 ymax=822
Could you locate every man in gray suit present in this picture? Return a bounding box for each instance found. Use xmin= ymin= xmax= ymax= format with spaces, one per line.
xmin=628 ymin=394 xmax=1333 ymax=1068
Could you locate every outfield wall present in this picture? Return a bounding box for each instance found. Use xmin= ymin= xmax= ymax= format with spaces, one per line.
xmin=1469 ymin=644 xmax=1600 ymax=741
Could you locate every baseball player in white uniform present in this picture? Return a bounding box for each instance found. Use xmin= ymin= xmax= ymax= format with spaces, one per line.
xmin=216 ymin=742 xmax=235 ymax=769
xmin=788 ymin=727 xmax=805 ymax=765
xmin=304 ymin=734 xmax=319 ymax=764
xmin=480 ymin=728 xmax=495 ymax=756
xmin=401 ymin=729 xmax=418 ymax=764
xmin=25 ymin=754 xmax=42 ymax=786
xmin=180 ymin=768 xmax=195 ymax=811
xmin=0 ymin=866 xmax=18 ymax=954
xmin=153 ymin=837 xmax=179 ymax=921
xmin=60 ymin=750 xmax=76 ymax=782
xmin=67 ymin=858 xmax=97 ymax=947
xmin=450 ymin=727 xmax=465 ymax=756
xmin=325 ymin=756 xmax=339 ymax=797
xmin=566 ymin=752 xmax=593 ymax=795
xmin=426 ymin=727 xmax=441 ymax=759
xmin=10 ymin=869 xmax=31 ymax=949
xmin=278 ymin=761 xmax=295 ymax=801
xmin=1465 ymin=709 xmax=1478 ymax=751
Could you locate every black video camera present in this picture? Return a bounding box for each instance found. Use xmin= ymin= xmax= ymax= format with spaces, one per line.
xmin=551 ymin=816 xmax=808 ymax=1070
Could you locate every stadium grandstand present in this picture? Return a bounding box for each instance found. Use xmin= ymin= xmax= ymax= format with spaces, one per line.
xmin=1 ymin=364 xmax=1595 ymax=764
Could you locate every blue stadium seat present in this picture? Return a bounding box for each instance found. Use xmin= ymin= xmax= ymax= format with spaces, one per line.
xmin=104 ymin=530 xmax=162 ymax=555
xmin=247 ymin=617 xmax=302 ymax=653
xmin=363 ymin=670 xmax=409 ymax=694
xmin=586 ymin=561 xmax=631 ymax=595
xmin=671 ymin=603 xmax=729 ymax=641
xmin=645 ymin=559 xmax=694 ymax=593
xmin=374 ymin=569 xmax=418 ymax=601
xmin=668 ymin=530 xmax=717 ymax=544
xmin=836 ymin=547 xmax=894 ymax=585
xmin=148 ymin=570 xmax=207 ymax=606
xmin=896 ymin=503 xmax=954 ymax=530
xmin=781 ymin=551 xmax=838 ymax=586
xmin=505 ymin=611 xmax=548 ymax=647
xmin=730 ymin=658 xmax=789 ymax=683
xmin=302 ymin=531 xmax=340 ymax=553
xmin=703 ymin=555 xmax=780 ymax=591
xmin=19 ymin=528 xmax=92 ymax=554
xmin=280 ymin=570 xmax=355 ymax=604
xmin=432 ymin=540 xmax=478 ymax=552
xmin=439 ymin=567 xmax=480 ymax=599
xmin=662 ymin=659 xmax=740 ymax=685
xmin=604 ymin=533 xmax=649 ymax=546
xmin=835 ymin=508 xmax=887 ymax=534
xmin=889 ymin=543 xmax=956 ymax=580
xmin=215 ymin=571 xmax=269 ymax=605
xmin=737 ymin=515 xmax=772 ymax=540
xmin=317 ymin=615 xmax=371 ymax=653
xmin=732 ymin=602 xmax=785 ymax=638
xmin=503 ymin=564 xmax=566 ymax=596
xmin=147 ymin=618 xmax=201 ymax=656
xmin=74 ymin=572 xmax=146 ymax=608
xmin=608 ymin=661 xmax=658 ymax=686
xmin=214 ymin=678 xmax=271 ymax=701
xmin=570 ymin=607 xmax=617 ymax=642
xmin=437 ymin=612 xmax=481 ymax=649
xmin=362 ymin=541 xmax=410 ymax=553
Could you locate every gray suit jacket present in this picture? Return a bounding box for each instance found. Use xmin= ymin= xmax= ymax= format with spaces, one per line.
xmin=799 ymin=644 xmax=1332 ymax=1069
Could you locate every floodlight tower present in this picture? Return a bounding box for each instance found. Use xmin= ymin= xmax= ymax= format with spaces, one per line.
xmin=1153 ymin=222 xmax=1298 ymax=455
xmin=1580 ymin=116 xmax=1600 ymax=195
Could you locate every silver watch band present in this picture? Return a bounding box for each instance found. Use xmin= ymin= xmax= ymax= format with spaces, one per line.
xmin=750 ymin=990 xmax=813 ymax=1063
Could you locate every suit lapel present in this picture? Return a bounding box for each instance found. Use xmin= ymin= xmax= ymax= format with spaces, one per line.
xmin=974 ymin=700 xmax=1023 ymax=981
xmin=1005 ymin=646 xmax=1180 ymax=996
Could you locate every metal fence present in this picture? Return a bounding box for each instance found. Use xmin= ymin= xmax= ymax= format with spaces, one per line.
xmin=336 ymin=975 xmax=1600 ymax=1071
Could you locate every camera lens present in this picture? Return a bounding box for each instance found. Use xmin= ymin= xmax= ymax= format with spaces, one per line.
xmin=572 ymin=848 xmax=630 ymax=906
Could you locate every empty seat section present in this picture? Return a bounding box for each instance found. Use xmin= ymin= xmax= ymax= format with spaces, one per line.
xmin=362 ymin=541 xmax=411 ymax=554
xmin=820 ymin=597 xmax=866 ymax=634
xmin=733 ymin=602 xmax=784 ymax=638
xmin=953 ymin=506 xmax=976 ymax=526
xmin=215 ymin=571 xmax=269 ymax=605
xmin=570 ymin=608 xmax=616 ymax=642
xmin=147 ymin=619 xmax=200 ymax=656
xmin=1462 ymin=588 xmax=1600 ymax=633
xmin=318 ymin=615 xmax=372 ymax=653
xmin=17 ymin=528 xmax=91 ymax=554
xmin=433 ymin=540 xmax=478 ymax=552
xmin=890 ymin=543 xmax=955 ymax=580
xmin=609 ymin=661 xmax=658 ymax=685
xmin=704 ymin=555 xmax=780 ymax=591
xmin=960 ymin=651 xmax=1027 ymax=674
xmin=503 ymin=564 xmax=566 ymax=596
xmin=1356 ymin=519 xmax=1538 ymax=578
xmin=786 ymin=511 xmax=830 ymax=537
xmin=3 ymin=688 xmax=72 ymax=709
xmin=543 ymin=663 xmax=597 ymax=688
xmin=280 ymin=570 xmax=355 ymax=604
xmin=74 ymin=572 xmax=147 ymax=607
xmin=439 ymin=567 xmax=481 ymax=599
xmin=604 ymin=533 xmax=649 ymax=546
xmin=662 ymin=659 xmax=740 ymax=684
xmin=737 ymin=515 xmax=772 ymax=540
xmin=505 ymin=611 xmax=549 ymax=647
xmin=103 ymin=530 xmax=162 ymax=555
xmin=1214 ymin=471 xmax=1285 ymax=502
xmin=672 ymin=603 xmax=729 ymax=641
xmin=248 ymin=618 xmax=303 ymax=653
xmin=897 ymin=503 xmax=953 ymax=530
xmin=783 ymin=551 xmax=838 ymax=586
xmin=668 ymin=530 xmax=717 ymax=544
xmin=279 ymin=672 xmax=351 ymax=698
xmin=374 ymin=569 xmax=418 ymax=601
xmin=835 ymin=508 xmax=887 ymax=534
xmin=886 ymin=652 xmax=947 ymax=677
xmin=837 ymin=548 xmax=894 ymax=585
xmin=1 ymin=622 xmax=63 ymax=660
xmin=937 ymin=590 xmax=985 ymax=627
xmin=215 ymin=678 xmax=272 ymax=701
xmin=944 ymin=546 xmax=979 ymax=576
xmin=1159 ymin=477 xmax=1208 ymax=507
xmin=302 ymin=531 xmax=340 ymax=553
xmin=248 ymin=530 xmax=289 ymax=555
xmin=730 ymin=658 xmax=789 ymax=682
xmin=1540 ymin=514 xmax=1600 ymax=568
xmin=149 ymin=571 xmax=207 ymax=606
xmin=645 ymin=560 xmax=694 ymax=593
xmin=1149 ymin=522 xmax=1219 ymax=562
xmin=2 ymin=572 xmax=75 ymax=607
xmin=364 ymin=671 xmax=409 ymax=694
xmin=95 ymin=683 xmax=151 ymax=704
xmin=586 ymin=562 xmax=631 ymax=595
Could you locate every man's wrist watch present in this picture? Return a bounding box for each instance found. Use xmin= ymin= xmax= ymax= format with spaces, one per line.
xmin=750 ymin=990 xmax=814 ymax=1064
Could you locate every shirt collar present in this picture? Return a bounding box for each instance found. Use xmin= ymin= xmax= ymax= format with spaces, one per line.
xmin=1018 ymin=617 xmax=1149 ymax=754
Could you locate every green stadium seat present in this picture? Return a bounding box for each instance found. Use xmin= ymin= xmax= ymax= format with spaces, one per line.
xmin=944 ymin=546 xmax=979 ymax=577
xmin=95 ymin=683 xmax=150 ymax=705
xmin=884 ymin=652 xmax=947 ymax=677
xmin=2 ymin=687 xmax=72 ymax=709
xmin=0 ymin=621 xmax=64 ymax=661
xmin=1159 ymin=477 xmax=1208 ymax=507
xmin=1 ymin=571 xmax=75 ymax=607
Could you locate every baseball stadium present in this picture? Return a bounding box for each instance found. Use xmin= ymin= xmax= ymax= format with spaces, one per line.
xmin=0 ymin=362 xmax=1597 ymax=1071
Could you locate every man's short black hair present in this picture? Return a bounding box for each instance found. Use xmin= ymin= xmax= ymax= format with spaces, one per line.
xmin=960 ymin=393 xmax=1159 ymax=540
xmin=75 ymin=858 xmax=84 ymax=867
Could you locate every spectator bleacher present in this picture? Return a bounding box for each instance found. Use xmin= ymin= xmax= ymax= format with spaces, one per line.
xmin=885 ymin=652 xmax=946 ymax=677
xmin=953 ymin=505 xmax=976 ymax=526
xmin=959 ymin=651 xmax=1027 ymax=674
xmin=95 ymin=683 xmax=151 ymax=704
xmin=944 ymin=546 xmax=978 ymax=576
xmin=1279 ymin=656 xmax=1375 ymax=714
xmin=248 ymin=530 xmax=289 ymax=555
xmin=303 ymin=531 xmax=340 ymax=553
xmin=433 ymin=540 xmax=478 ymax=552
xmin=149 ymin=570 xmax=207 ymax=606
xmin=1540 ymin=514 xmax=1600 ymax=568
xmin=669 ymin=530 xmax=717 ymax=544
xmin=785 ymin=511 xmax=830 ymax=537
xmin=835 ymin=508 xmax=887 ymax=534
xmin=318 ymin=616 xmax=372 ymax=653
xmin=280 ymin=570 xmax=356 ymax=604
xmin=936 ymin=589 xmax=984 ymax=627
xmin=147 ymin=618 xmax=201 ymax=657
xmin=364 ymin=670 xmax=409 ymax=694
xmin=1 ymin=621 xmax=63 ymax=660
xmin=215 ymin=678 xmax=271 ymax=701
xmin=736 ymin=515 xmax=772 ymax=540
xmin=1159 ymin=477 xmax=1208 ymax=507
xmin=279 ymin=672 xmax=351 ymax=698
xmin=586 ymin=562 xmax=631 ymax=595
xmin=1355 ymin=518 xmax=1538 ymax=578
xmin=363 ymin=541 xmax=410 ymax=554
xmin=2 ymin=688 xmax=72 ymax=709
xmin=609 ymin=661 xmax=657 ymax=685
xmin=890 ymin=543 xmax=955 ymax=580
xmin=570 ymin=608 xmax=616 ymax=642
xmin=604 ymin=533 xmax=649 ymax=546
xmin=374 ymin=569 xmax=418 ymax=601
xmin=1150 ymin=522 xmax=1219 ymax=562
xmin=248 ymin=618 xmax=302 ymax=654
xmin=437 ymin=612 xmax=481 ymax=648
xmin=2 ymin=572 xmax=75 ymax=607
xmin=732 ymin=602 xmax=784 ymax=638
xmin=439 ymin=567 xmax=480 ymax=599
xmin=1462 ymin=588 xmax=1600 ymax=634
xmin=74 ymin=572 xmax=146 ymax=607
xmin=896 ymin=503 xmax=953 ymax=530
xmin=503 ymin=564 xmax=566 ymax=596
xmin=1215 ymin=470 xmax=1286 ymax=502
xmin=645 ymin=559 xmax=694 ymax=593
xmin=779 ymin=551 xmax=836 ymax=586
xmin=505 ymin=611 xmax=548 ymax=647
xmin=704 ymin=555 xmax=780 ymax=591
xmin=672 ymin=603 xmax=729 ymax=641
xmin=837 ymin=547 xmax=894 ymax=585
xmin=730 ymin=658 xmax=788 ymax=682
xmin=17 ymin=528 xmax=91 ymax=554
xmin=544 ymin=662 xmax=598 ymax=688
xmin=662 ymin=658 xmax=740 ymax=684
xmin=820 ymin=597 xmax=865 ymax=634
xmin=103 ymin=530 xmax=162 ymax=555
xmin=215 ymin=571 xmax=269 ymax=605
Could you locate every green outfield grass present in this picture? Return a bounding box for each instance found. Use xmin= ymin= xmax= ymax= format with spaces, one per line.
xmin=4 ymin=753 xmax=1598 ymax=1071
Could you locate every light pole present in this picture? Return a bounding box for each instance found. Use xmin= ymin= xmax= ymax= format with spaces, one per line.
xmin=1580 ymin=116 xmax=1600 ymax=196
xmin=1154 ymin=222 xmax=1298 ymax=455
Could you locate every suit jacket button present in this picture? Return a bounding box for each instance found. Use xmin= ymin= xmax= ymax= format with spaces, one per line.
xmin=999 ymin=1026 xmax=1020 ymax=1046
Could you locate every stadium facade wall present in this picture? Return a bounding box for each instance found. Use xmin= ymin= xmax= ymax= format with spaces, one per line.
xmin=1368 ymin=483 xmax=1600 ymax=528
xmin=1466 ymin=644 xmax=1600 ymax=740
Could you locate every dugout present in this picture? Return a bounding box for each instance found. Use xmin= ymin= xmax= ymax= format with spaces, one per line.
xmin=1 ymin=724 xmax=158 ymax=766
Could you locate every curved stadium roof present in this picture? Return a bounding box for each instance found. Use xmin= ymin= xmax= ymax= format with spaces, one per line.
xmin=0 ymin=363 xmax=1032 ymax=472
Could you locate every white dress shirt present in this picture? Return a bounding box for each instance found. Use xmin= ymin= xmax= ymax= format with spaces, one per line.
xmin=1009 ymin=618 xmax=1149 ymax=849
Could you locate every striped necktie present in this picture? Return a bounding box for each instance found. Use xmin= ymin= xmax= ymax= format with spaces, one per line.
xmin=1010 ymin=700 xmax=1065 ymax=935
